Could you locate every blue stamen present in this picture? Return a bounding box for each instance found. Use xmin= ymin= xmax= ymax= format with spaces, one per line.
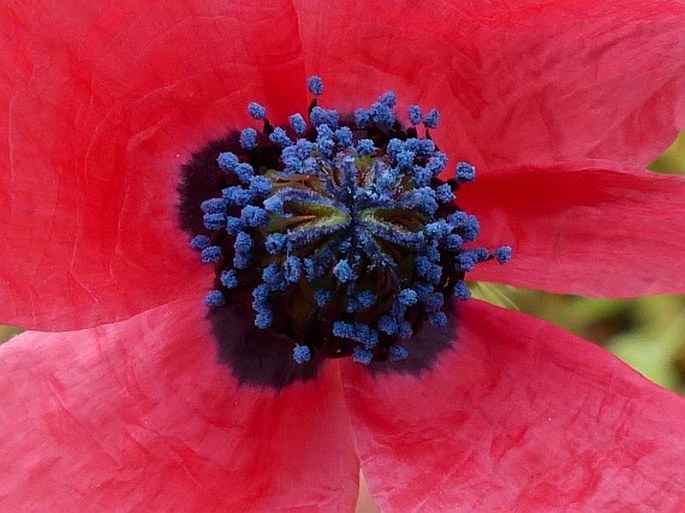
xmin=293 ymin=344 xmax=312 ymax=364
xmin=220 ymin=269 xmax=239 ymax=289
xmin=453 ymin=280 xmax=471 ymax=300
xmin=494 ymin=245 xmax=513 ymax=264
xmin=289 ymin=113 xmax=307 ymax=134
xmin=352 ymin=346 xmax=373 ymax=365
xmin=389 ymin=345 xmax=409 ymax=361
xmin=241 ymin=205 xmax=269 ymax=227
xmin=217 ymin=151 xmax=239 ymax=172
xmin=269 ymin=127 xmax=292 ymax=147
xmin=356 ymin=139 xmax=376 ymax=156
xmin=190 ymin=235 xmax=211 ymax=250
xmin=247 ymin=102 xmax=266 ymax=120
xmin=233 ymin=232 xmax=253 ymax=269
xmin=240 ymin=128 xmax=258 ymax=150
xmin=408 ymin=105 xmax=422 ymax=126
xmin=205 ymin=290 xmax=225 ymax=307
xmin=333 ymin=259 xmax=355 ymax=283
xmin=307 ymin=76 xmax=324 ymax=96
xmin=456 ymin=162 xmax=476 ymax=182
xmin=201 ymin=245 xmax=222 ymax=263
xmin=203 ymin=211 xmax=226 ymax=229
xmin=423 ymin=108 xmax=440 ymax=129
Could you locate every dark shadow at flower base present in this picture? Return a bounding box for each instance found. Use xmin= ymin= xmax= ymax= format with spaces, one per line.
xmin=207 ymin=294 xmax=322 ymax=389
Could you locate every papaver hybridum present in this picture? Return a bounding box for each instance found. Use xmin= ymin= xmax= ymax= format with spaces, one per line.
xmin=1 ymin=1 xmax=685 ymax=512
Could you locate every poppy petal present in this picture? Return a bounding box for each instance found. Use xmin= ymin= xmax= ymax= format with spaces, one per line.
xmin=0 ymin=0 xmax=306 ymax=330
xmin=293 ymin=0 xmax=685 ymax=169
xmin=0 ymin=298 xmax=359 ymax=512
xmin=460 ymin=161 xmax=685 ymax=297
xmin=343 ymin=300 xmax=685 ymax=512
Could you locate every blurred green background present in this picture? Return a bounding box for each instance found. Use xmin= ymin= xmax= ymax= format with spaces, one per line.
xmin=474 ymin=132 xmax=685 ymax=395
xmin=1 ymin=134 xmax=683 ymax=394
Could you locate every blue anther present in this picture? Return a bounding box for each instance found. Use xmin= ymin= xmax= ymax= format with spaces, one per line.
xmin=398 ymin=288 xmax=418 ymax=306
xmin=240 ymin=128 xmax=258 ymax=150
xmin=429 ymin=311 xmax=448 ymax=327
xmin=423 ymin=108 xmax=440 ymax=129
xmin=203 ymin=213 xmax=226 ymax=230
xmin=201 ymin=245 xmax=222 ymax=263
xmin=283 ymin=256 xmax=302 ymax=283
xmin=307 ymin=76 xmax=324 ymax=96
xmin=255 ymin=312 xmax=273 ymax=329
xmin=389 ymin=345 xmax=409 ymax=361
xmin=289 ymin=113 xmax=307 ymax=134
xmin=247 ymin=102 xmax=266 ymax=120
xmin=220 ymin=269 xmax=238 ymax=289
xmin=426 ymin=220 xmax=452 ymax=239
xmin=369 ymin=101 xmax=395 ymax=127
xmin=453 ymin=280 xmax=471 ymax=300
xmin=222 ymin=186 xmax=252 ymax=206
xmin=435 ymin=183 xmax=454 ymax=203
xmin=310 ymin=106 xmax=339 ymax=128
xmin=269 ymin=127 xmax=292 ymax=147
xmin=354 ymin=107 xmax=371 ymax=128
xmin=333 ymin=321 xmax=378 ymax=348
xmin=293 ymin=344 xmax=312 ymax=364
xmin=395 ymin=150 xmax=415 ymax=168
xmin=419 ymin=139 xmax=436 ymax=155
xmin=233 ymin=162 xmax=254 ymax=183
xmin=241 ymin=205 xmax=269 ymax=227
xmin=445 ymin=234 xmax=463 ymax=251
xmin=205 ymin=290 xmax=225 ymax=307
xmin=356 ymin=290 xmax=377 ymax=309
xmin=333 ymin=259 xmax=355 ymax=283
xmin=233 ymin=232 xmax=253 ymax=269
xmin=217 ymin=151 xmax=239 ymax=172
xmin=494 ymin=245 xmax=513 ymax=264
xmin=190 ymin=234 xmax=211 ymax=250
xmin=378 ymin=315 xmax=399 ymax=335
xmin=201 ymin=198 xmax=228 ymax=214
xmin=225 ymin=216 xmax=245 ymax=235
xmin=315 ymin=289 xmax=332 ymax=307
xmin=408 ymin=105 xmax=423 ymax=125
xmin=334 ymin=127 xmax=354 ymax=148
xmin=265 ymin=232 xmax=287 ymax=254
xmin=352 ymin=346 xmax=373 ymax=365
xmin=426 ymin=152 xmax=448 ymax=175
xmin=249 ymin=175 xmax=273 ymax=196
xmin=456 ymin=252 xmax=477 ymax=272
xmin=379 ymin=91 xmax=397 ymax=108
xmin=356 ymin=139 xmax=375 ymax=156
xmin=263 ymin=195 xmax=284 ymax=214
xmin=386 ymin=139 xmax=403 ymax=158
xmin=456 ymin=162 xmax=476 ymax=182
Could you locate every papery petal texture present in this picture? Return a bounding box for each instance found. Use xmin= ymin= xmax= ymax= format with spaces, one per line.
xmin=343 ymin=300 xmax=685 ymax=512
xmin=0 ymin=298 xmax=359 ymax=513
xmin=294 ymin=0 xmax=685 ymax=170
xmin=0 ymin=0 xmax=306 ymax=330
xmin=461 ymin=162 xmax=685 ymax=297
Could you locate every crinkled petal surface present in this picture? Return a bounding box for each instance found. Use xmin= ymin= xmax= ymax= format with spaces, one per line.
xmin=0 ymin=0 xmax=305 ymax=330
xmin=294 ymin=0 xmax=685 ymax=170
xmin=461 ymin=162 xmax=685 ymax=297
xmin=343 ymin=300 xmax=685 ymax=512
xmin=0 ymin=299 xmax=359 ymax=513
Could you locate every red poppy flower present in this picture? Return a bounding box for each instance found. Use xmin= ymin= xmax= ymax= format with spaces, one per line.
xmin=1 ymin=1 xmax=685 ymax=512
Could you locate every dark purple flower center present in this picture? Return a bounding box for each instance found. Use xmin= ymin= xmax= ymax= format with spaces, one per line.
xmin=178 ymin=77 xmax=510 ymax=386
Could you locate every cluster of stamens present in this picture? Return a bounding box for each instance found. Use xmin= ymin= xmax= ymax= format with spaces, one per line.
xmin=189 ymin=76 xmax=511 ymax=366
